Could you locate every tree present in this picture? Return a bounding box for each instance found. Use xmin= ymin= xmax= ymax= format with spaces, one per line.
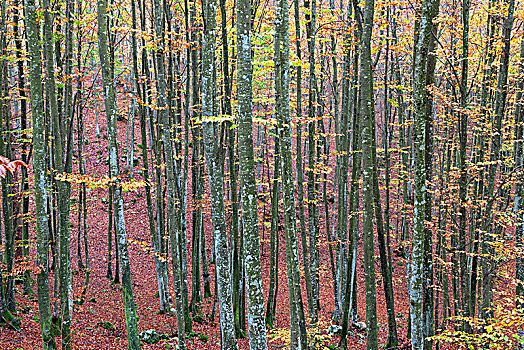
xmin=359 ymin=0 xmax=378 ymax=347
xmin=150 ymin=0 xmax=188 ymax=344
xmin=516 ymin=31 xmax=524 ymax=343
xmin=96 ymin=0 xmax=141 ymax=347
xmin=236 ymin=0 xmax=269 ymax=347
xmin=410 ymin=0 xmax=439 ymax=347
xmin=274 ymin=0 xmax=308 ymax=347
xmin=43 ymin=0 xmax=74 ymax=344
xmin=25 ymin=0 xmax=56 ymax=346
xmin=201 ymin=0 xmax=238 ymax=346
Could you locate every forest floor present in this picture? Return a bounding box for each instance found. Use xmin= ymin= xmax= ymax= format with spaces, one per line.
xmin=0 ymin=104 xmax=413 ymax=349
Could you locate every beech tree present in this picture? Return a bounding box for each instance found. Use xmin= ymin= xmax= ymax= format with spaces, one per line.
xmin=274 ymin=0 xmax=308 ymax=347
xmin=201 ymin=0 xmax=238 ymax=347
xmin=236 ymin=0 xmax=269 ymax=347
xmin=5 ymin=0 xmax=524 ymax=349
xmin=410 ymin=0 xmax=440 ymax=348
xmin=25 ymin=0 xmax=55 ymax=346
xmin=359 ymin=0 xmax=378 ymax=347
xmin=96 ymin=0 xmax=141 ymax=347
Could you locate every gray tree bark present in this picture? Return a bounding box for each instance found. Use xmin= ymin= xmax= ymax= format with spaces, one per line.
xmin=25 ymin=0 xmax=56 ymax=346
xmin=96 ymin=0 xmax=141 ymax=347
xmin=274 ymin=0 xmax=308 ymax=347
xmin=201 ymin=0 xmax=238 ymax=347
xmin=236 ymin=0 xmax=269 ymax=347
xmin=359 ymin=0 xmax=378 ymax=347
xmin=410 ymin=0 xmax=439 ymax=347
xmin=43 ymin=0 xmax=73 ymax=345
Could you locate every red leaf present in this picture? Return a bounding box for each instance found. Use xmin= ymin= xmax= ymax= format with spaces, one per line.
xmin=4 ymin=162 xmax=15 ymax=175
xmin=11 ymin=160 xmax=28 ymax=170
xmin=0 ymin=155 xmax=9 ymax=164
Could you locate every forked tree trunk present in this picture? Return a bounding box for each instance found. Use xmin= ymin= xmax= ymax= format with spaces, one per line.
xmin=201 ymin=0 xmax=238 ymax=347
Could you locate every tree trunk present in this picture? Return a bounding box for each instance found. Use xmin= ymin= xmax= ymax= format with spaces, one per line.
xmin=515 ymin=33 xmax=524 ymax=344
xmin=25 ymin=0 xmax=56 ymax=346
xmin=151 ymin=0 xmax=188 ymax=344
xmin=201 ymin=0 xmax=238 ymax=346
xmin=410 ymin=0 xmax=439 ymax=347
xmin=43 ymin=0 xmax=74 ymax=345
xmin=236 ymin=0 xmax=269 ymax=346
xmin=275 ymin=0 xmax=308 ymax=347
xmin=359 ymin=0 xmax=378 ymax=346
xmin=96 ymin=0 xmax=141 ymax=347
xmin=481 ymin=0 xmax=515 ymax=321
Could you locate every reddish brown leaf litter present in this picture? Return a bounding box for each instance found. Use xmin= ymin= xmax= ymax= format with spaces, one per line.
xmin=0 ymin=105 xmax=412 ymax=349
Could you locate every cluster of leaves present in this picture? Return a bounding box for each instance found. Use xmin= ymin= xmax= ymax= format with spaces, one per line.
xmin=431 ymin=298 xmax=524 ymax=349
xmin=55 ymin=173 xmax=147 ymax=192
xmin=128 ymin=238 xmax=169 ymax=262
xmin=268 ymin=316 xmax=339 ymax=349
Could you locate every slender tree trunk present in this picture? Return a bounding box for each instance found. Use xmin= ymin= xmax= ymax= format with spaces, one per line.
xmin=275 ymin=0 xmax=308 ymax=347
xmin=236 ymin=1 xmax=269 ymax=347
xmin=305 ymin=0 xmax=320 ymax=323
xmin=44 ymin=0 xmax=74 ymax=343
xmin=359 ymin=0 xmax=378 ymax=346
xmin=515 ymin=33 xmax=524 ymax=344
xmin=481 ymin=0 xmax=515 ymax=321
xmin=131 ymin=0 xmax=170 ymax=314
xmin=410 ymin=0 xmax=439 ymax=347
xmin=423 ymin=1 xmax=439 ymax=344
xmin=25 ymin=0 xmax=56 ymax=346
xmin=151 ymin=0 xmax=188 ymax=344
xmin=339 ymin=15 xmax=363 ymax=344
xmin=96 ymin=0 xmax=141 ymax=347
xmin=293 ymin=0 xmax=311 ymax=316
xmin=201 ymin=0 xmax=238 ymax=346
xmin=458 ymin=0 xmax=470 ymax=330
xmin=266 ymin=131 xmax=280 ymax=328
xmin=0 ymin=0 xmax=15 ymax=314
xmin=334 ymin=7 xmax=353 ymax=324
xmin=13 ymin=0 xmax=32 ymax=295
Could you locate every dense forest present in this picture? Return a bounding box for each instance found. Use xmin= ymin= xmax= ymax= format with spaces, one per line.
xmin=0 ymin=0 xmax=522 ymax=348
